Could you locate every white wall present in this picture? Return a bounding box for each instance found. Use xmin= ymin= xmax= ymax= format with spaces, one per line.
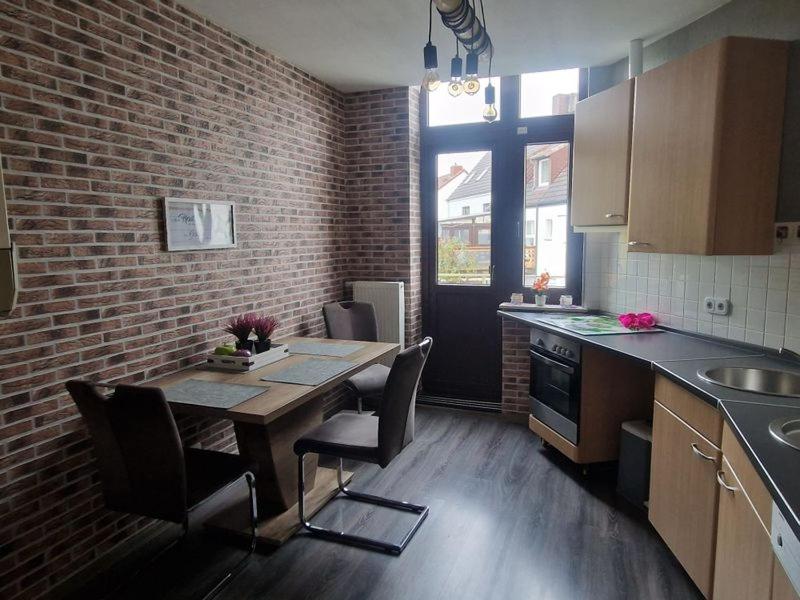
xmin=582 ymin=224 xmax=800 ymax=351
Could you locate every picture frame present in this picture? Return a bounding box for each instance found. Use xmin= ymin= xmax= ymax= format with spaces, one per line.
xmin=163 ymin=198 xmax=237 ymax=251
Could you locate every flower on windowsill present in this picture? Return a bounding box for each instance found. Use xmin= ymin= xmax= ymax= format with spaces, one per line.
xmin=619 ymin=312 xmax=657 ymax=330
xmin=532 ymin=271 xmax=551 ymax=294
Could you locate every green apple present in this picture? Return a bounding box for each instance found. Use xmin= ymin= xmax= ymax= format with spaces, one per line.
xmin=214 ymin=344 xmax=236 ymax=355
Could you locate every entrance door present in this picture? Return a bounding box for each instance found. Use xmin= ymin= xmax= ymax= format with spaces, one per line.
xmin=421 ymin=72 xmax=585 ymax=407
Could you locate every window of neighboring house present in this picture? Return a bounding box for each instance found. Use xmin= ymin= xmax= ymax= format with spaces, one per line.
xmin=482 ymin=203 xmax=491 ymax=213
xmin=538 ymin=158 xmax=551 ymax=186
xmin=544 ymin=218 xmax=554 ymax=240
xmin=477 ymin=229 xmax=490 ymax=245
xmin=427 ymin=77 xmax=501 ymax=127
xmin=520 ymin=68 xmax=580 ymax=118
xmin=462 ymin=206 xmax=470 ymax=216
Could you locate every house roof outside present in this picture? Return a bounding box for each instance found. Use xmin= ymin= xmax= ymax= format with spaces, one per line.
xmin=446 ymin=145 xmax=569 ymax=207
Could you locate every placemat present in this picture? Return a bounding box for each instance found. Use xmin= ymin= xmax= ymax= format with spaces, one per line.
xmin=260 ymin=359 xmax=356 ymax=386
xmin=289 ymin=340 xmax=365 ymax=357
xmin=163 ymin=379 xmax=267 ymax=409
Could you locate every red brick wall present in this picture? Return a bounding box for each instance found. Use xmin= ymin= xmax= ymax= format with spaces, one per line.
xmin=0 ymin=1 xmax=425 ymax=598
xmin=344 ymin=87 xmax=422 ymax=345
xmin=501 ymin=318 xmax=531 ymax=417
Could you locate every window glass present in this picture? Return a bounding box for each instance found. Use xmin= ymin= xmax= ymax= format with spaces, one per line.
xmin=437 ymin=150 xmax=492 ymax=285
xmin=428 ymin=77 xmax=501 ymax=127
xmin=520 ymin=69 xmax=579 ymax=118
xmin=523 ymin=143 xmax=570 ymax=288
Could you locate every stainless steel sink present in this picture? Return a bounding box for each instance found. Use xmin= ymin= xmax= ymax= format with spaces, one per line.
xmin=697 ymin=366 xmax=800 ymax=398
xmin=769 ymin=418 xmax=800 ymax=451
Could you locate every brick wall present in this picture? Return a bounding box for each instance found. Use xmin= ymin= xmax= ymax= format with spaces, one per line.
xmin=501 ymin=317 xmax=531 ymax=417
xmin=0 ymin=1 xmax=421 ymax=598
xmin=344 ymin=87 xmax=422 ymax=345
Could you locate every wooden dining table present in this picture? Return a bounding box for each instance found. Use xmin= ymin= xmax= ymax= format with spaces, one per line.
xmin=149 ymin=336 xmax=399 ymax=545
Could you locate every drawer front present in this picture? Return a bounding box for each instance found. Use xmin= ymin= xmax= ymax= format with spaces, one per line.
xmin=722 ymin=422 xmax=772 ymax=530
xmin=655 ymin=375 xmax=722 ymax=446
xmin=649 ymin=401 xmax=721 ymax=598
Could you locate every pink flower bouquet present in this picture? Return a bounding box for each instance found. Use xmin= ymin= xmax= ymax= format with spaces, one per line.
xmin=618 ymin=312 xmax=657 ymax=330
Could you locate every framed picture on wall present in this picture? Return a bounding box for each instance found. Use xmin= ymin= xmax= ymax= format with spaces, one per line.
xmin=163 ymin=198 xmax=237 ymax=251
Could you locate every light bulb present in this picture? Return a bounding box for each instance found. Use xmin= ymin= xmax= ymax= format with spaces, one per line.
xmin=448 ymin=79 xmax=463 ymax=97
xmin=422 ymin=69 xmax=440 ymax=92
xmin=464 ymin=74 xmax=480 ymax=95
xmin=483 ymin=104 xmax=498 ymax=122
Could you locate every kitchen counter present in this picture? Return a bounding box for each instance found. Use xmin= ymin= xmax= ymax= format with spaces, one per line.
xmin=499 ymin=308 xmax=800 ymax=542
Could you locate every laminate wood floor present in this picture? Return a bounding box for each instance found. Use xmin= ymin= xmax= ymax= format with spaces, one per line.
xmin=77 ymin=406 xmax=702 ymax=600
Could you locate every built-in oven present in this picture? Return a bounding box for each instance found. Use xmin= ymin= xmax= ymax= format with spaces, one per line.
xmin=529 ymin=328 xmax=582 ymax=444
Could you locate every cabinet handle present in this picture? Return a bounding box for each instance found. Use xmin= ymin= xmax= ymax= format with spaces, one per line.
xmin=627 ymin=241 xmax=651 ymax=247
xmin=716 ymin=469 xmax=738 ymax=493
xmin=605 ymin=213 xmax=624 ymax=219
xmin=690 ymin=443 xmax=715 ymax=462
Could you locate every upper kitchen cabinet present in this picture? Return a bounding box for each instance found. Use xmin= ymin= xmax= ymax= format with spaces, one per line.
xmin=571 ymin=78 xmax=634 ymax=229
xmin=627 ymin=37 xmax=789 ymax=255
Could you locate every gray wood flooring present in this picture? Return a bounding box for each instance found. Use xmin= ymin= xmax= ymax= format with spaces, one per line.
xmin=76 ymin=406 xmax=702 ymax=600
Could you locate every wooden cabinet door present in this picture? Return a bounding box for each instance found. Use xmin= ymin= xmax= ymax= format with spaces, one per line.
xmin=773 ymin=560 xmax=800 ymax=600
xmin=649 ymin=401 xmax=721 ymax=598
xmin=713 ymin=457 xmax=774 ymax=600
xmin=571 ymin=79 xmax=633 ymax=227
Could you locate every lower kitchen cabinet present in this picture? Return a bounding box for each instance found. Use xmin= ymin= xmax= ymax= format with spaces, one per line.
xmin=649 ymin=401 xmax=721 ymax=598
xmin=713 ymin=456 xmax=774 ymax=600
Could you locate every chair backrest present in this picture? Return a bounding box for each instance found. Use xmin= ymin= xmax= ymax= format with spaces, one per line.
xmin=323 ymin=301 xmax=379 ymax=342
xmin=377 ymin=337 xmax=433 ymax=467
xmin=66 ymin=381 xmax=188 ymax=523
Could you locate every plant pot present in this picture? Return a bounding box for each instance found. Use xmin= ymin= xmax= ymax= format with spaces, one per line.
xmin=235 ymin=339 xmax=255 ymax=353
xmin=534 ymin=294 xmax=547 ymax=307
xmin=254 ymin=339 xmax=271 ymax=354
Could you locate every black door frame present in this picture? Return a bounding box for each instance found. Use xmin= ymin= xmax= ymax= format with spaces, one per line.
xmin=420 ymin=72 xmax=587 ymax=403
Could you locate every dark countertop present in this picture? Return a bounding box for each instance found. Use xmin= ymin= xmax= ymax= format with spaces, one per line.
xmin=719 ymin=400 xmax=800 ymax=541
xmin=499 ymin=309 xmax=800 ymax=543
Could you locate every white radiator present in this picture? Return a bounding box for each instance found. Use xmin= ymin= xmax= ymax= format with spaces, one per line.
xmin=353 ymin=281 xmax=405 ymax=350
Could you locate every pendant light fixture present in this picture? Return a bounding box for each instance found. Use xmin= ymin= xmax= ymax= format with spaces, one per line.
xmin=448 ymin=38 xmax=464 ymax=97
xmin=479 ymin=0 xmax=496 ymax=122
xmin=464 ymin=50 xmax=480 ymax=95
xmin=421 ymin=0 xmax=440 ymax=92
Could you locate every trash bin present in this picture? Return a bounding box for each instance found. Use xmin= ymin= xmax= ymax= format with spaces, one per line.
xmin=617 ymin=420 xmax=652 ymax=509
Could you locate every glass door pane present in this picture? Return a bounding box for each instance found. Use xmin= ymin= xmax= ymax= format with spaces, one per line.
xmin=436 ymin=150 xmax=492 ymax=286
xmin=523 ymin=143 xmax=570 ymax=288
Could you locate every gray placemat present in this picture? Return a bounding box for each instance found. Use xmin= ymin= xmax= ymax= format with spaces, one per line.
xmin=289 ymin=340 xmax=365 ymax=357
xmin=164 ymin=379 xmax=267 ymax=409
xmin=260 ymin=359 xmax=356 ymax=386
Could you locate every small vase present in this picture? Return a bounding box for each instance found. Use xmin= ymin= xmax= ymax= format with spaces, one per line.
xmin=534 ymin=294 xmax=547 ymax=307
xmin=254 ymin=339 xmax=271 ymax=354
xmin=236 ymin=339 xmax=255 ymax=353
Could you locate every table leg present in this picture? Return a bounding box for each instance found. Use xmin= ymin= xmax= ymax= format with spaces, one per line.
xmin=234 ymin=399 xmax=321 ymax=515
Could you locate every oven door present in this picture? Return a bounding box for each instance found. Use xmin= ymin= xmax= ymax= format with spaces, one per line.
xmin=529 ymin=349 xmax=580 ymax=444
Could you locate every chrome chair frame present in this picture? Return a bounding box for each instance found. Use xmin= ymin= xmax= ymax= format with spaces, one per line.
xmin=296 ymin=456 xmax=429 ymax=555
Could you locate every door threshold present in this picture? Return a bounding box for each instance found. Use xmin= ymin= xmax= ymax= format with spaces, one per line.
xmin=417 ymin=394 xmax=500 ymax=413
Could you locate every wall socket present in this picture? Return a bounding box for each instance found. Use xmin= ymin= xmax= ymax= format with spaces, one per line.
xmin=704 ymin=296 xmax=731 ymax=315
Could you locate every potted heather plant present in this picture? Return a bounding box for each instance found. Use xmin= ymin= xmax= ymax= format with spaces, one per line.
xmin=253 ymin=315 xmax=279 ymax=354
xmin=532 ymin=271 xmax=551 ymax=306
xmin=224 ymin=313 xmax=256 ymax=352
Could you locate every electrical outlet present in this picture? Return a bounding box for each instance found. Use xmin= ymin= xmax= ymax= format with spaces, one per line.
xmin=704 ymin=296 xmax=730 ymax=315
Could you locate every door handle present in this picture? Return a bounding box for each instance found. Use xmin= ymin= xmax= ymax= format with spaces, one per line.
xmin=690 ymin=443 xmax=715 ymax=462
xmin=627 ymin=241 xmax=651 ymax=247
xmin=716 ymin=469 xmax=738 ymax=493
xmin=605 ymin=213 xmax=624 ymax=219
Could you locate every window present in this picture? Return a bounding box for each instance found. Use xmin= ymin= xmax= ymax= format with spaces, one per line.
xmin=436 ymin=150 xmax=492 ymax=285
xmin=538 ymin=159 xmax=551 ymax=186
xmin=427 ymin=77 xmax=501 ymax=127
xmin=523 ymin=143 xmax=570 ymax=288
xmin=520 ymin=68 xmax=580 ymax=119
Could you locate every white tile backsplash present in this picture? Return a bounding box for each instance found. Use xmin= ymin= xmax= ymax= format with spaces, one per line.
xmin=582 ymin=223 xmax=800 ymax=351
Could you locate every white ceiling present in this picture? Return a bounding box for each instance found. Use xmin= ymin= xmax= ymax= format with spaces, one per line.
xmin=180 ymin=0 xmax=731 ymax=92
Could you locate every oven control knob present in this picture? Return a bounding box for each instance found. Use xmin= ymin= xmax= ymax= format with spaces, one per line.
xmin=537 ymin=338 xmax=545 ymax=347
xmin=552 ymin=345 xmax=560 ymax=353
xmin=565 ymin=349 xmax=574 ymax=358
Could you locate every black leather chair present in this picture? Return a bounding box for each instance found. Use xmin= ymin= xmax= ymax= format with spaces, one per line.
xmin=293 ymin=337 xmax=432 ymax=555
xmin=66 ymin=381 xmax=258 ymax=599
xmin=323 ymin=300 xmax=390 ymax=413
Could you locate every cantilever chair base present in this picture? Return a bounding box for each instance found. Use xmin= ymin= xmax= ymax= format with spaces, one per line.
xmin=297 ymin=457 xmax=428 ymax=555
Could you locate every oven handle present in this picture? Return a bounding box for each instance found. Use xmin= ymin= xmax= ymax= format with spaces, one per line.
xmin=529 ymin=349 xmax=575 ymax=375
